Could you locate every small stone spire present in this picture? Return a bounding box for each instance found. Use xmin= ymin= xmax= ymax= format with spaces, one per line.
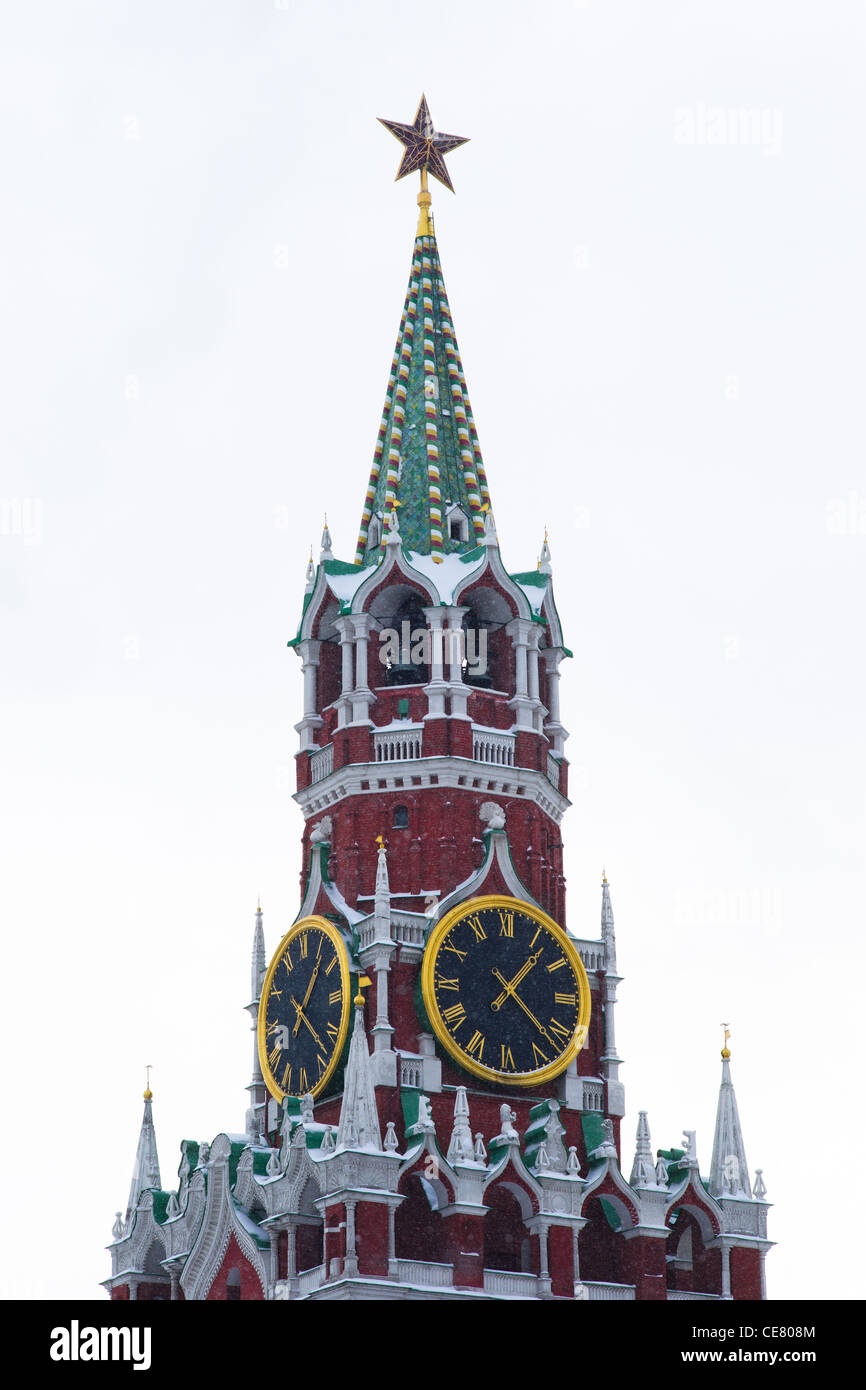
xmin=320 ymin=514 xmax=333 ymax=562
xmin=538 ymin=527 xmax=552 ymax=574
xmin=335 ymin=988 xmax=382 ymax=1152
xmin=304 ymin=548 xmax=316 ymax=592
xmin=245 ymin=902 xmax=267 ymax=1143
xmin=446 ymin=1086 xmax=474 ymax=1164
xmin=126 ymin=1076 xmax=162 ymax=1222
xmin=629 ymin=1110 xmax=656 ymax=1187
xmin=374 ymin=835 xmax=390 ymax=920
xmin=709 ymin=1034 xmax=752 ymax=1198
xmin=483 ymin=506 xmax=497 ymax=546
xmin=251 ymin=899 xmax=266 ymax=1003
xmin=601 ymin=869 xmax=617 ymax=972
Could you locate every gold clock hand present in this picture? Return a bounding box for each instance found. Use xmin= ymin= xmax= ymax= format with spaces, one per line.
xmin=292 ymin=958 xmax=321 ymax=1037
xmin=490 ymin=948 xmax=544 ymax=1011
xmin=290 ymin=996 xmax=324 ymax=1051
xmin=490 ymin=968 xmax=556 ymax=1047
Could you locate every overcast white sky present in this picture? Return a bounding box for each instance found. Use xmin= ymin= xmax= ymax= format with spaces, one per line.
xmin=1 ymin=0 xmax=863 ymax=1302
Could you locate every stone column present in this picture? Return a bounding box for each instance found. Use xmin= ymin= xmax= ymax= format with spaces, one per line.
xmin=334 ymin=617 xmax=355 ymax=729
xmin=442 ymin=605 xmax=469 ymax=719
xmin=294 ymin=639 xmax=323 ymax=751
xmin=422 ymin=606 xmax=448 ymax=721
xmin=543 ymin=646 xmax=568 ymax=755
xmin=343 ymin=1199 xmax=359 ymax=1277
xmin=349 ymin=614 xmax=375 ymax=724
xmin=506 ymin=618 xmax=535 ymax=730
xmin=720 ymin=1240 xmax=732 ymax=1300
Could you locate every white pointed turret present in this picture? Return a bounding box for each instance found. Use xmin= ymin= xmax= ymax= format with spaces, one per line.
xmin=538 ymin=527 xmax=552 ymax=574
xmin=446 ymin=1086 xmax=474 ymax=1164
xmin=126 ymin=1079 xmax=162 ymax=1223
xmin=374 ymin=836 xmax=390 ymax=925
xmin=601 ymin=869 xmax=617 ymax=972
xmin=483 ymin=506 xmax=497 ymax=546
xmin=709 ymin=1037 xmax=752 ymax=1199
xmin=320 ymin=515 xmax=333 ymax=562
xmin=335 ymin=989 xmax=382 ymax=1152
xmin=245 ymin=901 xmax=267 ymax=1144
xmin=630 ymin=1110 xmax=656 ymax=1187
xmin=304 ymin=548 xmax=316 ymax=592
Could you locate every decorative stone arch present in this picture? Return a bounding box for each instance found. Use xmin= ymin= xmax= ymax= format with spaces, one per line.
xmin=395 ymin=1143 xmax=456 ymax=1264
xmin=181 ymin=1135 xmax=268 ymax=1302
xmin=453 ymin=576 xmax=517 ymax=692
xmin=365 ymin=578 xmax=436 ymax=686
xmin=664 ymin=1182 xmax=724 ymax=1296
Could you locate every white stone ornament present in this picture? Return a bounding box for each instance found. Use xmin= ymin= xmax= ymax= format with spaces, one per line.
xmin=310 ymin=817 xmax=333 ymax=845
xmin=384 ymin=1122 xmax=399 ymax=1152
xmin=567 ymin=1146 xmax=580 ymax=1174
xmin=447 ymin=1086 xmax=474 ymax=1164
xmin=479 ymin=801 xmax=506 ymax=831
xmin=266 ymin=1148 xmax=280 ymax=1177
xmin=752 ymin=1169 xmax=767 ymax=1199
xmin=473 ymin=1132 xmax=487 ymax=1163
xmin=112 ymin=1212 xmax=123 ymax=1241
xmin=498 ymin=1104 xmax=520 ymax=1145
xmin=655 ymin=1155 xmax=669 ymax=1186
xmin=320 ymin=1126 xmax=335 ymax=1154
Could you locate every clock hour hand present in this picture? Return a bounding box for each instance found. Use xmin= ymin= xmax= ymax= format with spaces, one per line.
xmin=490 ymin=948 xmax=544 ymax=1011
xmin=290 ymin=996 xmax=324 ymax=1051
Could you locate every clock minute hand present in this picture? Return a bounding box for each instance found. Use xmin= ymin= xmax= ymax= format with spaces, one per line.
xmin=490 ymin=948 xmax=544 ymax=1012
xmin=292 ymin=959 xmax=321 ymax=1037
xmin=490 ymin=969 xmax=557 ymax=1048
xmin=290 ymin=996 xmax=324 ymax=1050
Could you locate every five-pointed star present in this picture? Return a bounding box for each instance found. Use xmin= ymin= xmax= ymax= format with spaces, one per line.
xmin=378 ymin=94 xmax=468 ymax=193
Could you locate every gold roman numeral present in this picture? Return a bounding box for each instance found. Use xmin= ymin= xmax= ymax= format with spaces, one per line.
xmin=282 ymin=950 xmax=293 ymax=973
xmin=442 ymin=1003 xmax=466 ymax=1030
xmin=498 ymin=911 xmax=514 ymax=938
xmin=466 ymin=914 xmax=486 ymax=942
xmin=329 ymin=989 xmax=341 ymax=1006
xmin=500 ymin=1045 xmax=515 ymax=1071
xmin=546 ymin=957 xmax=567 ymax=973
xmin=529 ymin=926 xmax=541 ymax=948
xmin=281 ymin=1063 xmax=292 ymax=1091
xmin=436 ymin=976 xmax=460 ymax=991
xmin=326 ymin=1022 xmax=339 ymax=1042
xmin=554 ymin=992 xmax=576 ymax=1006
xmin=268 ymin=1044 xmax=281 ymax=1069
xmin=466 ymin=1030 xmax=485 ymax=1060
xmin=316 ymin=1053 xmax=328 ymax=1075
xmin=299 ymin=1066 xmax=308 ymax=1092
xmin=549 ymin=1017 xmax=572 ymax=1044
xmin=325 ymin=953 xmax=337 ymax=975
xmin=299 ymin=933 xmax=309 ymax=959
xmin=531 ymin=1042 xmax=550 ymax=1067
xmin=443 ymin=938 xmax=467 ymax=962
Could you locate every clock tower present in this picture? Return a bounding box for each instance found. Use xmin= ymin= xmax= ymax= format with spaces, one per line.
xmin=106 ymin=98 xmax=772 ymax=1302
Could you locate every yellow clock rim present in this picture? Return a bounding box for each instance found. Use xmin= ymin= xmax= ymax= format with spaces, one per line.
xmin=421 ymin=894 xmax=592 ymax=1088
xmin=257 ymin=914 xmax=352 ymax=1104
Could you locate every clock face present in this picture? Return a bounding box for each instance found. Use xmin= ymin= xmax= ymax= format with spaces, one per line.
xmin=257 ymin=916 xmax=352 ymax=1102
xmin=421 ymin=896 xmax=591 ymax=1087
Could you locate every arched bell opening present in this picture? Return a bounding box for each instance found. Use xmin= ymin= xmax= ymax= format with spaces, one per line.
xmin=577 ymin=1195 xmax=627 ymax=1285
xmin=369 ymin=584 xmax=432 ymax=687
xmin=666 ymin=1205 xmax=721 ymax=1296
xmin=296 ymin=1178 xmax=324 ymax=1274
xmin=457 ymin=585 xmax=514 ymax=693
xmin=483 ymin=1183 xmax=532 ymax=1274
xmin=394 ymin=1170 xmax=446 ymax=1264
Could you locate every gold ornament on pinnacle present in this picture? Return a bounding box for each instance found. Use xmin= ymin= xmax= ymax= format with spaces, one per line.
xmin=143 ymin=1064 xmax=153 ymax=1101
xmin=721 ymin=1023 xmax=731 ymax=1059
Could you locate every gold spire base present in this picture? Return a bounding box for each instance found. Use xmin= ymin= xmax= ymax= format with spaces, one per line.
xmin=417 ymin=188 xmax=432 ymax=237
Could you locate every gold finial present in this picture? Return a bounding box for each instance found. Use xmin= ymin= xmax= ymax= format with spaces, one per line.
xmin=354 ymin=973 xmax=373 ymax=1007
xmin=417 ymin=165 xmax=433 ymax=237
xmin=144 ymin=1064 xmax=153 ymax=1101
xmin=544 ymin=526 xmax=549 ymax=543
xmin=324 ymin=512 xmax=328 ymax=527
xmin=308 ymin=545 xmax=313 ymax=563
xmin=602 ymin=867 xmax=608 ymax=885
xmin=721 ymin=1023 xmax=731 ymax=1059
xmin=256 ymin=895 xmax=262 ymax=914
xmin=375 ymin=834 xmax=385 ymax=849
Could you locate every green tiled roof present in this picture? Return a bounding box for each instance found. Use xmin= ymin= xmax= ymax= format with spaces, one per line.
xmin=355 ymin=229 xmax=491 ymax=564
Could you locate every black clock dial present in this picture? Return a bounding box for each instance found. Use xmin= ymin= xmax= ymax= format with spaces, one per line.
xmin=258 ymin=918 xmax=351 ymax=1101
xmin=421 ymin=897 xmax=590 ymax=1086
